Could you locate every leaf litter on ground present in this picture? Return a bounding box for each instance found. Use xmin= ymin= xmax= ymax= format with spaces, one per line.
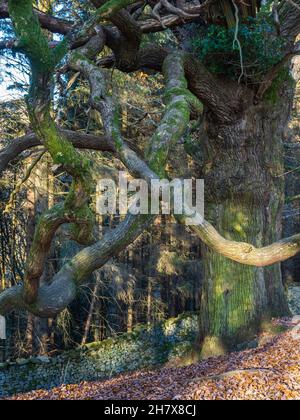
xmin=4 ymin=317 xmax=300 ymax=400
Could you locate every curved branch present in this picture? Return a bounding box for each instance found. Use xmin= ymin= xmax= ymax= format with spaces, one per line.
xmin=190 ymin=219 xmax=300 ymax=267
xmin=0 ymin=212 xmax=152 ymax=317
xmin=1 ymin=46 xmax=300 ymax=317
xmin=0 ymin=51 xmax=197 ymax=317
xmin=71 ymin=48 xmax=300 ymax=269
xmin=151 ymin=1 xmax=166 ymax=28
xmin=89 ymin=0 xmax=143 ymax=71
xmin=96 ymin=43 xmax=251 ymax=121
xmin=90 ymin=0 xmax=142 ymax=42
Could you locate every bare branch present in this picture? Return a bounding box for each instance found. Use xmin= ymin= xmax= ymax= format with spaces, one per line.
xmin=140 ymin=2 xmax=211 ymax=33
xmin=151 ymin=1 xmax=166 ymax=29
xmin=279 ymin=0 xmax=300 ymax=41
xmin=161 ymin=0 xmax=199 ymax=18
xmin=272 ymin=0 xmax=281 ymax=35
xmin=0 ymin=212 xmax=153 ymax=317
xmin=0 ymin=1 xmax=72 ymax=34
xmin=0 ymin=130 xmax=114 ymax=176
xmin=189 ymin=219 xmax=300 ymax=267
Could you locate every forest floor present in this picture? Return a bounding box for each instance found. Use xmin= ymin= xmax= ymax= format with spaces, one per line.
xmin=6 ymin=318 xmax=300 ymax=400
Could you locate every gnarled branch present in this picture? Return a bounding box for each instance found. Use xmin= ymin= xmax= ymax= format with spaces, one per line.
xmin=8 ymin=0 xmax=97 ymax=303
xmin=0 ymin=130 xmax=114 ymax=176
xmin=0 ymin=51 xmax=198 ymax=317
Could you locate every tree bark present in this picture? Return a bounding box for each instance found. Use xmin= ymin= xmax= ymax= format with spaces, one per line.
xmin=25 ymin=154 xmax=52 ymax=355
xmin=199 ymin=81 xmax=294 ymax=356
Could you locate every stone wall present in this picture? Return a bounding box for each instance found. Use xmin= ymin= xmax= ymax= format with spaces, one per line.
xmin=2 ymin=287 xmax=299 ymax=398
xmin=0 ymin=313 xmax=198 ymax=397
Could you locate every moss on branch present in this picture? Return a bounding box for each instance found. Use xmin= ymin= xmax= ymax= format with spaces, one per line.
xmin=8 ymin=0 xmax=67 ymax=72
xmin=147 ymin=53 xmax=203 ymax=177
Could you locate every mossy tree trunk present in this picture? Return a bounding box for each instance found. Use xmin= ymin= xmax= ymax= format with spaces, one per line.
xmin=199 ymin=84 xmax=294 ymax=357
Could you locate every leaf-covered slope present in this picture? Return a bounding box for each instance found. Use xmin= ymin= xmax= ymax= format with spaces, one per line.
xmin=6 ymin=318 xmax=300 ymax=400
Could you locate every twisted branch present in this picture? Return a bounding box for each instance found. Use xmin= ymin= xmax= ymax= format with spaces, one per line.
xmin=0 ymin=130 xmax=113 ymax=176
xmin=8 ymin=0 xmax=97 ymax=303
xmin=0 ymin=49 xmax=198 ymax=317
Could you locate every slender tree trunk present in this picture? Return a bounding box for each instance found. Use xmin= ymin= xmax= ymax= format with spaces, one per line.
xmin=147 ymin=277 xmax=152 ymax=326
xmin=81 ymin=273 xmax=100 ymax=346
xmin=25 ymin=157 xmax=52 ymax=355
xmin=199 ymin=84 xmax=294 ymax=356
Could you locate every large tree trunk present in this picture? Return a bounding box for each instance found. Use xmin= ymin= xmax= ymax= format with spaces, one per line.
xmin=199 ymin=83 xmax=294 ymax=357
